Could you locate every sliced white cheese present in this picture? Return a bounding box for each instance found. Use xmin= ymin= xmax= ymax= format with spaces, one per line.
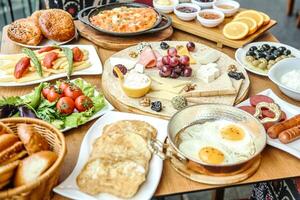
xmin=199 ymin=50 xmax=221 ymax=65
xmin=110 ymin=57 xmax=136 ymax=70
xmin=149 ymin=75 xmax=191 ymax=88
xmin=151 ymin=82 xmax=185 ymax=94
xmin=146 ymin=91 xmax=177 ymax=101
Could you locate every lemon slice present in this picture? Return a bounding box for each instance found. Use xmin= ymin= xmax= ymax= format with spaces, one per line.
xmin=260 ymin=12 xmax=270 ymax=25
xmin=233 ymin=17 xmax=257 ymax=35
xmin=235 ymin=10 xmax=264 ymax=28
xmin=223 ymin=21 xmax=249 ymax=40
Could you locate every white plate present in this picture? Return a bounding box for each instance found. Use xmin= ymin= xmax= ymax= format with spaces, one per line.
xmin=236 ymin=89 xmax=300 ymax=159
xmin=9 ymin=30 xmax=78 ymax=49
xmin=54 ymin=111 xmax=168 ymax=200
xmin=235 ymin=42 xmax=300 ymax=77
xmin=0 ymin=45 xmax=102 ymax=86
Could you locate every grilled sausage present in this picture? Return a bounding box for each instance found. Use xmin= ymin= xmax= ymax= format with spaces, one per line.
xmin=43 ymin=52 xmax=58 ymax=68
xmin=278 ymin=125 xmax=300 ymax=144
xmin=267 ymin=114 xmax=300 ymax=139
xmin=14 ymin=57 xmax=31 ymax=79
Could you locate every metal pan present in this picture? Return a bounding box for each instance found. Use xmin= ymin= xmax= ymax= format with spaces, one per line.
xmin=78 ymin=3 xmax=166 ymax=37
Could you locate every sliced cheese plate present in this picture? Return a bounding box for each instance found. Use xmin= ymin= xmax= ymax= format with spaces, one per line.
xmin=102 ymin=41 xmax=250 ymax=119
xmin=236 ymin=89 xmax=300 ymax=159
xmin=54 ymin=111 xmax=168 ymax=200
xmin=0 ymin=45 xmax=102 ymax=86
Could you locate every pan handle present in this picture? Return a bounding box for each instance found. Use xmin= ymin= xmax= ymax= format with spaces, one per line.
xmin=253 ymin=102 xmax=281 ymax=124
xmin=77 ymin=6 xmax=96 ymax=25
xmin=148 ymin=138 xmax=186 ymax=161
xmin=144 ymin=14 xmax=172 ymax=34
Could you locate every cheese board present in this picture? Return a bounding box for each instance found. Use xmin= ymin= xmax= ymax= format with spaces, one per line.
xmin=102 ymin=41 xmax=250 ymax=119
xmin=167 ymin=10 xmax=277 ymax=48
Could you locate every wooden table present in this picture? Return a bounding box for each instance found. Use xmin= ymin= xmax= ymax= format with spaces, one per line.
xmin=1 ymin=27 xmax=300 ymax=199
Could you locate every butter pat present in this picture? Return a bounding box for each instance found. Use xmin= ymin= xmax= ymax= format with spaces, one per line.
xmin=132 ymin=63 xmax=145 ymax=73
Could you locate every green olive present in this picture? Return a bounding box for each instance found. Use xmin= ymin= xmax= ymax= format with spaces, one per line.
xmin=259 ymin=58 xmax=267 ymax=64
xmin=268 ymin=60 xmax=276 ymax=65
xmin=267 ymin=64 xmax=273 ymax=70
xmin=246 ymin=56 xmax=255 ymax=62
xmin=275 ymin=57 xmax=283 ymax=62
xmin=251 ymin=60 xmax=260 ymax=67
xmin=258 ymin=62 xmax=267 ymax=69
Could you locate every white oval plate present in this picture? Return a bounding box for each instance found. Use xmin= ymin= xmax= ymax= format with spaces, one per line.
xmin=235 ymin=42 xmax=300 ymax=77
xmin=53 ymin=111 xmax=168 ymax=200
xmin=236 ymin=89 xmax=300 ymax=159
xmin=9 ymin=29 xmax=78 ymax=49
xmin=0 ymin=44 xmax=102 ymax=87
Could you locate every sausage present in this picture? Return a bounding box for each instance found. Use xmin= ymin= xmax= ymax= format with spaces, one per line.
xmin=43 ymin=52 xmax=58 ymax=68
xmin=278 ymin=125 xmax=300 ymax=144
xmin=72 ymin=47 xmax=84 ymax=62
xmin=238 ymin=106 xmax=256 ymax=115
xmin=14 ymin=57 xmax=31 ymax=79
xmin=267 ymin=114 xmax=300 ymax=139
xmin=250 ymin=95 xmax=274 ymax=107
xmin=38 ymin=46 xmax=56 ymax=54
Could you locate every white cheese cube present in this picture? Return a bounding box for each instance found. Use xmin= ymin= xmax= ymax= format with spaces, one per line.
xmin=132 ymin=63 xmax=145 ymax=73
xmin=196 ymin=68 xmax=215 ymax=83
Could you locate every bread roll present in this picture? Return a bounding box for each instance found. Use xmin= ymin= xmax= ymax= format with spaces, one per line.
xmin=14 ymin=151 xmax=57 ymax=187
xmin=0 ymin=134 xmax=19 ymax=152
xmin=0 ymin=160 xmax=19 ymax=189
xmin=0 ymin=141 xmax=25 ymax=165
xmin=17 ymin=124 xmax=49 ymax=155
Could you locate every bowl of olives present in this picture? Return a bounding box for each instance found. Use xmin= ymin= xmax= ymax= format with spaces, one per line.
xmin=191 ymin=0 xmax=216 ymax=9
xmin=235 ymin=42 xmax=300 ymax=76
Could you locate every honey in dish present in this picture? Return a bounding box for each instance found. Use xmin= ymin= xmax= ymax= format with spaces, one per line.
xmin=220 ymin=124 xmax=245 ymax=141
xmin=216 ymin=4 xmax=235 ymax=10
xmin=198 ymin=147 xmax=225 ymax=165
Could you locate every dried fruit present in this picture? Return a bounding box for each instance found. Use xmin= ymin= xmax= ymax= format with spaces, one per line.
xmin=160 ymin=42 xmax=170 ymax=50
xmin=227 ymin=64 xmax=237 ymax=72
xmin=171 ymin=96 xmax=187 ymax=110
xmin=228 ymin=71 xmax=245 ymax=80
xmin=129 ymin=51 xmax=138 ymax=58
xmin=183 ymin=83 xmax=196 ymax=92
xmin=151 ymin=101 xmax=162 ymax=112
xmin=113 ymin=64 xmax=127 ymax=77
xmin=140 ymin=97 xmax=151 ymax=107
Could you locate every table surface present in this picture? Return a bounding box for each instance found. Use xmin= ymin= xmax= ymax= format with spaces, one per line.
xmin=1 ymin=27 xmax=300 ymax=199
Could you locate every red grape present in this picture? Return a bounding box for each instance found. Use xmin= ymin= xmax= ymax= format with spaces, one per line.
xmin=161 ymin=65 xmax=172 ymax=76
xmin=186 ymin=42 xmax=195 ymax=52
xmin=170 ymin=70 xmax=180 ymax=79
xmin=169 ymin=56 xmax=179 ymax=67
xmin=179 ymin=55 xmax=190 ymax=65
xmin=167 ymin=47 xmax=177 ymax=57
xmin=113 ymin=64 xmax=127 ymax=77
xmin=174 ymin=65 xmax=182 ymax=74
xmin=183 ymin=67 xmax=192 ymax=77
xmin=162 ymin=55 xmax=171 ymax=65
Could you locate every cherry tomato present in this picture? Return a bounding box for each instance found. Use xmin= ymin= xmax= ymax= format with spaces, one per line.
xmin=56 ymin=97 xmax=75 ymax=115
xmin=47 ymin=88 xmax=63 ymax=102
xmin=64 ymin=86 xmax=83 ymax=100
xmin=75 ymin=95 xmax=93 ymax=112
xmin=72 ymin=47 xmax=84 ymax=62
xmin=42 ymin=86 xmax=54 ymax=98
xmin=59 ymin=81 xmax=71 ymax=91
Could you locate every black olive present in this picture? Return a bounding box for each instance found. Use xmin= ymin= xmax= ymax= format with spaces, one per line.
xmin=246 ymin=51 xmax=255 ymax=56
xmin=151 ymin=101 xmax=162 ymax=112
xmin=256 ymin=52 xmax=265 ymax=59
xmin=249 ymin=46 xmax=258 ymax=51
xmin=258 ymin=47 xmax=265 ymax=52
xmin=278 ymin=46 xmax=286 ymax=52
xmin=160 ymin=42 xmax=170 ymax=50
xmin=228 ymin=71 xmax=245 ymax=80
xmin=269 ymin=54 xmax=276 ymax=60
xmin=262 ymin=44 xmax=270 ymax=50
xmin=270 ymin=46 xmax=277 ymax=51
xmin=265 ymin=55 xmax=271 ymax=61
xmin=283 ymin=49 xmax=291 ymax=56
xmin=273 ymin=50 xmax=282 ymax=57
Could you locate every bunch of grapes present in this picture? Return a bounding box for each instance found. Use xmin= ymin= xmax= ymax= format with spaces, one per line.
xmin=157 ymin=47 xmax=192 ymax=79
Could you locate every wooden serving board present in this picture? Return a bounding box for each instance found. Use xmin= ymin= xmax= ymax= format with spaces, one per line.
xmin=75 ymin=21 xmax=174 ymax=51
xmin=168 ymin=12 xmax=277 ymax=49
xmin=170 ymin=155 xmax=261 ymax=185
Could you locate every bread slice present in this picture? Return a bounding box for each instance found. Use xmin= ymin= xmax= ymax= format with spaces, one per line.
xmin=0 ymin=141 xmax=25 ymax=165
xmin=90 ymin=131 xmax=151 ymax=169
xmin=14 ymin=151 xmax=57 ymax=187
xmin=77 ymin=159 xmax=146 ymax=198
xmin=102 ymin=120 xmax=157 ymax=140
xmin=0 ymin=134 xmax=19 ymax=152
xmin=0 ymin=160 xmax=19 ymax=189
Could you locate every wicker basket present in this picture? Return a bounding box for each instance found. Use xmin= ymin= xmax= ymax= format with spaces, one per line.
xmin=0 ymin=118 xmax=66 ymax=200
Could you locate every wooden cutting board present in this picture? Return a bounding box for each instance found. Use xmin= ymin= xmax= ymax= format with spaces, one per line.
xmin=168 ymin=12 xmax=277 ymax=49
xmin=75 ymin=21 xmax=174 ymax=51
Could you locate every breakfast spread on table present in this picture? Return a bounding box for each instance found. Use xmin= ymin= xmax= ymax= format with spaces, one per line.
xmin=0 ymin=122 xmax=57 ymax=190
xmin=1 ymin=2 xmax=300 ymax=200
xmin=7 ymin=9 xmax=75 ymax=46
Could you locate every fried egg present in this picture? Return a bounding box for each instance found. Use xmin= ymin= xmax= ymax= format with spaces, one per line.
xmin=179 ymin=140 xmax=234 ymax=164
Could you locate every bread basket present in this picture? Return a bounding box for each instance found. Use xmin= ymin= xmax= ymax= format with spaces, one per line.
xmin=0 ymin=117 xmax=66 ymax=200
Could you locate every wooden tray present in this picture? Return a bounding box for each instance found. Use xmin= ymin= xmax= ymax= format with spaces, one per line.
xmin=168 ymin=12 xmax=277 ymax=49
xmin=75 ymin=21 xmax=174 ymax=51
xmin=170 ymin=155 xmax=261 ymax=185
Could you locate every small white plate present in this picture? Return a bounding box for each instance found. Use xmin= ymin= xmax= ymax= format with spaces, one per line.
xmin=54 ymin=111 xmax=168 ymax=200
xmin=235 ymin=41 xmax=300 ymax=77
xmin=236 ymin=89 xmax=300 ymax=159
xmin=9 ymin=30 xmax=78 ymax=49
xmin=0 ymin=45 xmax=102 ymax=87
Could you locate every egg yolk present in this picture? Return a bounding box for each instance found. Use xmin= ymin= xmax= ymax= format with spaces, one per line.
xmin=220 ymin=125 xmax=245 ymax=141
xmin=198 ymin=147 xmax=225 ymax=165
